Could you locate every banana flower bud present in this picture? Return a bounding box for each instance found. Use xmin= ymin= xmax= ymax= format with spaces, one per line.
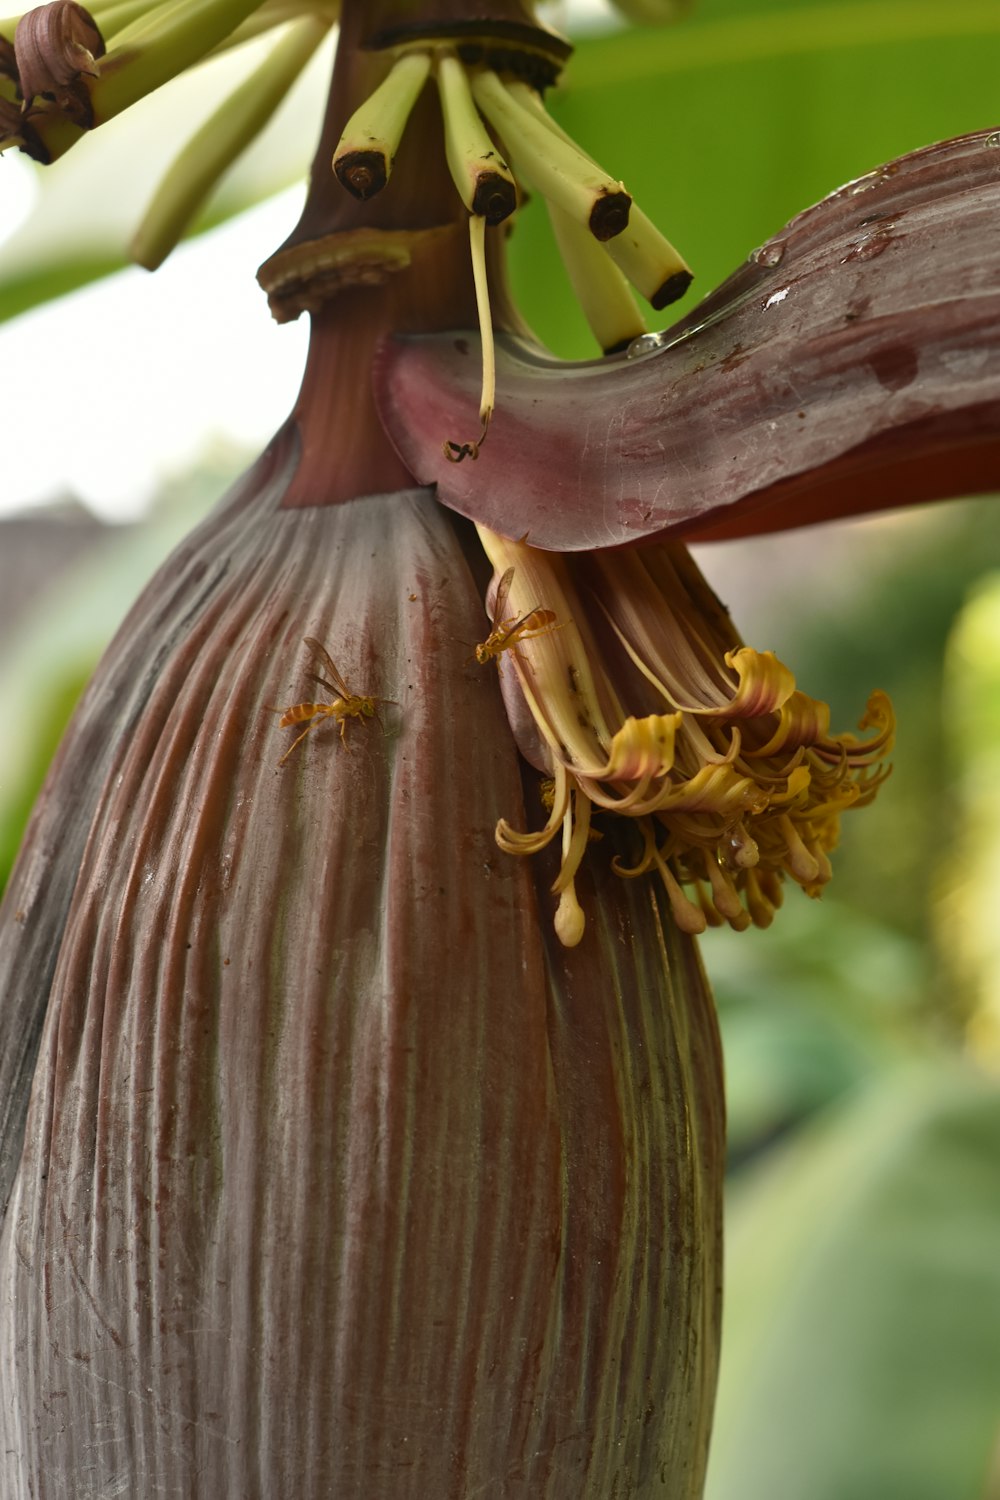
xmin=0 ymin=418 xmax=723 ymax=1495
xmin=2 ymin=124 xmax=999 ymax=1498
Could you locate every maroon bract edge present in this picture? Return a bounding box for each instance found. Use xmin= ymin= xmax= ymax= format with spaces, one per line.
xmin=373 ymin=129 xmax=1000 ymax=550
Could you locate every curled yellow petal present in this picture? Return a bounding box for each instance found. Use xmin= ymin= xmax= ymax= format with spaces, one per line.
xmin=746 ymin=690 xmax=832 ymax=757
xmin=723 ymin=646 xmax=797 ymax=718
xmin=576 ymin=712 xmax=680 ymax=782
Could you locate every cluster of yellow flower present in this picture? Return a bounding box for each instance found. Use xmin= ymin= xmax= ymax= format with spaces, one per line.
xmin=478 ymin=527 xmax=894 ymax=945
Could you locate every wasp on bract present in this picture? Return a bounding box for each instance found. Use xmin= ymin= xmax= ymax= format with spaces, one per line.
xmin=475 ymin=567 xmax=562 ymax=667
xmin=271 ymin=638 xmax=393 ymax=765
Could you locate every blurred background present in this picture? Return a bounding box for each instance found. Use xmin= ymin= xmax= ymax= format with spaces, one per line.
xmin=1 ymin=0 xmax=999 ymax=1494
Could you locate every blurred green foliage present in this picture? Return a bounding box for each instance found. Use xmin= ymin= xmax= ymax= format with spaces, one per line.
xmin=708 ymin=1065 xmax=1000 ymax=1500
xmin=0 ymin=668 xmax=89 ymax=897
xmin=1 ymin=0 xmax=998 ymax=1495
xmin=510 ymin=0 xmax=1000 ymax=356
xmin=687 ymin=499 xmax=1000 ymax=1129
xmin=697 ymin=501 xmax=1000 ymax=1500
xmin=0 ymin=465 xmax=234 ymax=895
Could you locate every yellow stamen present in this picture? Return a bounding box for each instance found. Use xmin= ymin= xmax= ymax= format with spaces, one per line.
xmin=552 ymin=791 xmax=589 ymax=948
xmin=704 ymin=854 xmax=750 ymax=929
xmin=651 ymin=844 xmax=707 ymax=935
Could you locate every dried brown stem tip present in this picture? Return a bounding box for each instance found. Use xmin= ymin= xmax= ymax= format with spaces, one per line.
xmin=652 ymin=267 xmax=695 ymax=310
xmin=471 ymin=169 xmax=517 ymax=225
xmin=0 ymin=94 xmax=50 ymax=158
xmin=334 ymin=147 xmax=389 ymax=199
xmin=0 ymin=93 xmax=23 ymax=133
xmin=587 ymin=186 xmax=632 ymax=241
xmin=443 ymin=412 xmax=491 ymax=463
xmin=14 ymin=0 xmax=104 ymax=128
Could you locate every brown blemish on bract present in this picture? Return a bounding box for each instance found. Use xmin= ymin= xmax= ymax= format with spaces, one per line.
xmin=869 ymin=344 xmax=919 ymax=393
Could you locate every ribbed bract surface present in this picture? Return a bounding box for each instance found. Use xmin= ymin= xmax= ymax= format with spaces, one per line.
xmin=0 ymin=431 xmax=723 ymax=1497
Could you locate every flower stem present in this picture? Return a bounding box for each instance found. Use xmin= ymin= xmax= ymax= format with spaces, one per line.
xmin=279 ymin=221 xmax=482 ymax=508
xmin=132 ymin=14 xmax=329 ymax=271
xmin=259 ymin=0 xmax=545 ymax=505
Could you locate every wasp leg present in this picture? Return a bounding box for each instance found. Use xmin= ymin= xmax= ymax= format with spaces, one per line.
xmin=276 ymin=713 xmax=326 ymax=767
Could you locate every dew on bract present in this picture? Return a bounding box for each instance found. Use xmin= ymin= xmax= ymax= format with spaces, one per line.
xmin=626 ymin=331 xmax=668 ymax=359
xmin=847 ymin=161 xmax=899 ymax=196
xmin=841 ymin=226 xmax=896 ymax=264
xmin=750 ymin=240 xmax=786 ymax=268
xmin=986 ymin=131 xmax=1000 ymax=148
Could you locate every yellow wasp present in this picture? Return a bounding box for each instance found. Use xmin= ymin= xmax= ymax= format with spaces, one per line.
xmin=272 ymin=638 xmax=392 ymax=765
xmin=475 ymin=567 xmax=560 ymax=666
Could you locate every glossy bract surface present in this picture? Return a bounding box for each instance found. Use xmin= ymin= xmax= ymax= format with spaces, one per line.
xmin=0 ymin=440 xmax=724 ymax=1498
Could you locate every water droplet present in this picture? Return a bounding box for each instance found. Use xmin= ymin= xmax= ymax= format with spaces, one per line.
xmin=847 ymin=162 xmax=899 ymax=198
xmin=723 ymin=828 xmax=758 ymax=870
xmin=986 ymin=131 xmax=1000 ymax=148
xmin=841 ymin=226 xmax=895 ymax=264
xmin=751 ymin=240 xmax=786 ymax=268
xmin=626 ymin=331 xmax=667 ymax=359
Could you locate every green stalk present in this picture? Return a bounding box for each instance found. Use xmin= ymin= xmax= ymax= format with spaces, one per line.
xmin=547 ymin=200 xmax=646 ymax=353
xmin=507 ymin=79 xmax=692 ymax=308
xmin=206 ymin=0 xmax=322 ymax=56
xmin=332 ymin=49 xmax=432 ymax=200
xmin=472 ymin=68 xmax=632 ymax=242
xmin=131 ymin=13 xmax=328 ymax=270
xmin=25 ymin=0 xmax=272 ymax=159
xmin=436 ymin=50 xmax=516 ymax=224
xmin=88 ymin=0 xmax=169 ymax=41
xmin=93 ymin=0 xmax=268 ymax=122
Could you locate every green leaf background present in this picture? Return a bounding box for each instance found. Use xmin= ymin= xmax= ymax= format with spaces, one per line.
xmin=2 ymin=2 xmax=999 ymax=1496
xmin=514 ymin=0 xmax=1000 ymax=355
xmin=708 ymin=1064 xmax=1000 ymax=1500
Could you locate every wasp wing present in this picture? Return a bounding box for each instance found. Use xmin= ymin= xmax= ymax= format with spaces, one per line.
xmin=490 ymin=567 xmax=515 ymax=629
xmin=303 ymin=637 xmax=352 ymax=698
